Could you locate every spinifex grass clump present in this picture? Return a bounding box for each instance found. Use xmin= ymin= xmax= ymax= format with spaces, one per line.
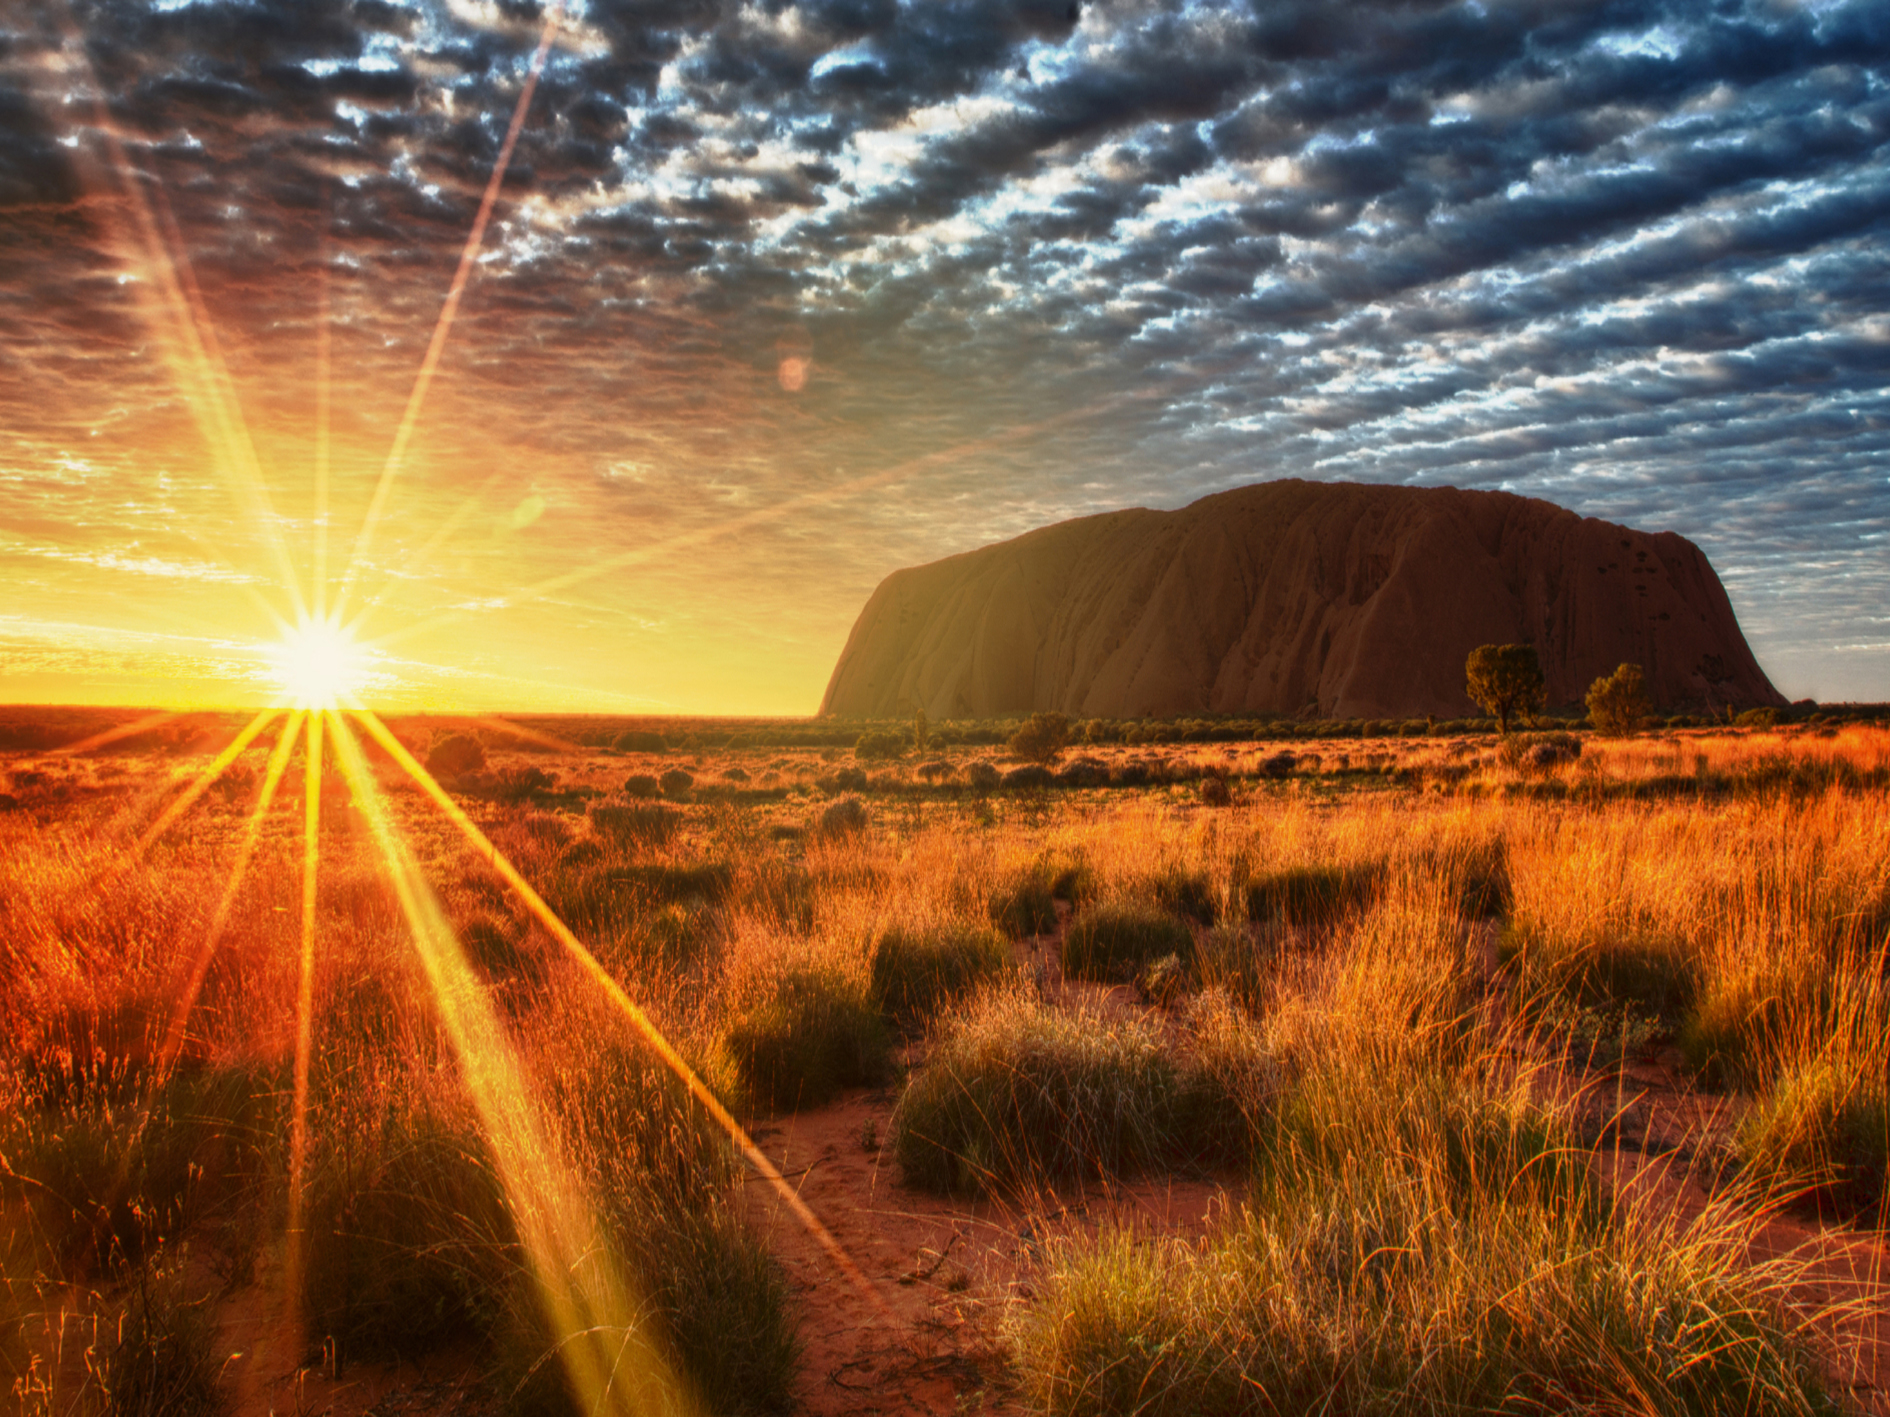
xmin=1732 ymin=970 xmax=1889 ymax=1216
xmin=0 ymin=1051 xmax=273 ymax=1280
xmin=301 ymin=1092 xmax=516 ymax=1363
xmin=1061 ymin=903 xmax=1193 ymax=985
xmin=889 ymin=987 xmax=1265 ymax=1191
xmin=891 ymin=989 xmax=1183 ymax=1192
xmin=870 ymin=922 xmax=1010 ymax=1030
xmin=504 ymin=1039 xmax=800 ymax=1417
xmin=1016 ymin=940 xmax=1838 ymax=1417
xmin=714 ymin=965 xmax=892 ymax=1112
xmin=989 ymin=853 xmax=1095 ymax=938
xmin=1242 ymin=861 xmax=1383 ymax=928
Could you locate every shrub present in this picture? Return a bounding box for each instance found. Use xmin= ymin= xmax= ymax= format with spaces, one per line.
xmin=1008 ymin=713 xmax=1072 ymax=765
xmin=1737 ymin=707 xmax=1780 ymax=728
xmin=1148 ymin=867 xmax=1218 ymax=926
xmin=0 ymin=1062 xmax=269 ymax=1279
xmin=1586 ymin=663 xmax=1650 ymax=736
xmin=965 ymin=760 xmax=1001 ymax=789
xmin=426 ymin=733 xmax=487 ymax=779
xmin=890 ymin=991 xmax=1184 ymax=1192
xmin=854 ymin=730 xmax=906 ymax=761
xmin=871 ymin=923 xmax=1010 ymax=1029
xmin=1062 ymin=904 xmax=1194 ymax=985
xmin=1464 ymin=644 xmax=1544 ymax=734
xmin=990 ymin=874 xmax=1057 ymax=938
xmin=102 ymin=1259 xmax=223 ymax=1417
xmin=589 ymin=803 xmax=680 ymax=847
xmin=1242 ymin=863 xmax=1383 ymax=928
xmin=715 ymin=968 xmax=893 ymax=1113
xmin=1002 ymin=764 xmax=1056 ymax=789
xmin=989 ymin=856 xmax=1094 ymax=938
xmin=816 ymin=796 xmax=869 ymax=837
xmin=1193 ymin=925 xmax=1280 ymax=1011
xmin=658 ymin=769 xmax=695 ymax=798
xmin=1197 ymin=775 xmax=1232 ymax=806
xmin=459 ymin=912 xmax=537 ymax=981
xmin=612 ymin=730 xmax=667 ymax=753
xmin=623 ymin=773 xmax=662 ymax=798
xmin=301 ymin=1100 xmax=515 ymax=1364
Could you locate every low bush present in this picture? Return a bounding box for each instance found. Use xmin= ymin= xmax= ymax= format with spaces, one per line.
xmin=989 ymin=856 xmax=1096 ymax=938
xmin=0 ymin=1061 xmax=270 ymax=1279
xmin=870 ymin=923 xmax=1010 ymax=1029
xmin=1148 ymin=866 xmax=1218 ymax=925
xmin=623 ymin=773 xmax=661 ymax=798
xmin=891 ymin=991 xmax=1183 ymax=1192
xmin=426 ymin=733 xmax=487 ymax=779
xmin=589 ymin=803 xmax=680 ymax=847
xmin=301 ymin=1098 xmax=515 ymax=1363
xmin=613 ymin=730 xmax=667 ymax=753
xmin=854 ymin=730 xmax=906 ymax=761
xmin=1008 ymin=712 xmax=1072 ymax=765
xmin=1062 ymin=904 xmax=1194 ymax=985
xmin=658 ymin=769 xmax=695 ymax=798
xmin=715 ymin=967 xmax=892 ymax=1112
xmin=1013 ymin=1027 xmax=1836 ymax=1417
xmin=101 ymin=1258 xmax=224 ymax=1417
xmin=1193 ymin=924 xmax=1281 ymax=1012
xmin=1242 ymin=862 xmax=1383 ymax=927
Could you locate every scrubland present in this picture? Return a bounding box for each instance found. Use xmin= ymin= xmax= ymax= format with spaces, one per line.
xmin=1 ymin=715 xmax=1886 ymax=1415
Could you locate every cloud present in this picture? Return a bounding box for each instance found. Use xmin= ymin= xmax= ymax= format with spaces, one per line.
xmin=0 ymin=0 xmax=1885 ymax=707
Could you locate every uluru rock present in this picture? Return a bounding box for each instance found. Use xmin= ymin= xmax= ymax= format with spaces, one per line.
xmin=819 ymin=480 xmax=1783 ymax=720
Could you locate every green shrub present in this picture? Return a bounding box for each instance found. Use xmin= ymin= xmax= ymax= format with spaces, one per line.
xmin=870 ymin=923 xmax=1010 ymax=1029
xmin=301 ymin=1100 xmax=515 ymax=1364
xmin=0 ymin=1062 xmax=270 ymax=1279
xmin=891 ymin=991 xmax=1183 ymax=1192
xmin=989 ymin=853 xmax=1094 ymax=938
xmin=854 ymin=730 xmax=907 ymax=761
xmin=1062 ymin=904 xmax=1194 ymax=985
xmin=623 ymin=773 xmax=661 ymax=798
xmin=612 ymin=730 xmax=667 ymax=753
xmin=1148 ymin=867 xmax=1218 ymax=925
xmin=658 ymin=769 xmax=695 ymax=798
xmin=1242 ymin=863 xmax=1383 ymax=927
xmin=1586 ymin=662 xmax=1651 ymax=736
xmin=1008 ymin=713 xmax=1072 ymax=765
xmin=715 ymin=968 xmax=892 ymax=1112
xmin=1737 ymin=707 xmax=1780 ymax=728
xmin=1013 ymin=1053 xmax=1834 ymax=1417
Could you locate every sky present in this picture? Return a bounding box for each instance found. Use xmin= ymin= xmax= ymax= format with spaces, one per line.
xmin=1 ymin=0 xmax=1886 ymax=714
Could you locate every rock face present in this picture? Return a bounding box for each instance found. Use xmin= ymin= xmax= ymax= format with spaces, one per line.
xmin=820 ymin=480 xmax=1783 ymax=720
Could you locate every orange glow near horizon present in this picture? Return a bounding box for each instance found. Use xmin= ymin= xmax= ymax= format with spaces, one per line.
xmin=5 ymin=14 xmax=895 ymax=1409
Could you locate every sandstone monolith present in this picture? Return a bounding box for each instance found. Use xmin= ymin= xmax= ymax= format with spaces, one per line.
xmin=819 ymin=480 xmax=1782 ymax=720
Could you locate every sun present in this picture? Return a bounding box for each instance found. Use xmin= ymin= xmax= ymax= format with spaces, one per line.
xmin=271 ymin=616 xmax=366 ymax=708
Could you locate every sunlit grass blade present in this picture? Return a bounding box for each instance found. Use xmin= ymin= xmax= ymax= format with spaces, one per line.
xmin=346 ymin=707 xmax=895 ymax=1325
xmin=327 ymin=711 xmax=703 ymax=1417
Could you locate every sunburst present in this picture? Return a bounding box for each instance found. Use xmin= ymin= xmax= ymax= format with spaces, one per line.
xmin=40 ymin=4 xmax=887 ymax=1411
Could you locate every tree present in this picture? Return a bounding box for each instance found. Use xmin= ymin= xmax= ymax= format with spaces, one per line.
xmin=1464 ymin=644 xmax=1544 ymax=734
xmin=1585 ymin=662 xmax=1650 ymax=736
xmin=1007 ymin=711 xmax=1072 ymax=764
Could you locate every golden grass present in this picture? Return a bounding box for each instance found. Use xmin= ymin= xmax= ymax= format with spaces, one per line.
xmin=0 ymin=722 xmax=1884 ymax=1413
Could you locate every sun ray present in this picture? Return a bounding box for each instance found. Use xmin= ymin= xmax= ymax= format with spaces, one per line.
xmin=53 ymin=709 xmax=183 ymax=757
xmin=327 ymin=712 xmax=702 ymax=1417
xmin=42 ymin=13 xmax=310 ymax=624
xmin=347 ymin=708 xmax=893 ymax=1322
xmin=358 ymin=389 xmax=1154 ymax=658
xmin=341 ymin=469 xmax=508 ymax=637
xmin=155 ymin=709 xmax=307 ymax=1075
xmin=314 ymin=224 xmax=333 ymax=622
xmin=131 ymin=707 xmax=281 ymax=857
xmin=281 ymin=708 xmax=324 ymax=1347
xmin=333 ymin=5 xmax=565 ymax=624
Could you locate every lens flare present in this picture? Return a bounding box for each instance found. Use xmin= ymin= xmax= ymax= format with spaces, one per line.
xmin=272 ymin=617 xmax=365 ymax=708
